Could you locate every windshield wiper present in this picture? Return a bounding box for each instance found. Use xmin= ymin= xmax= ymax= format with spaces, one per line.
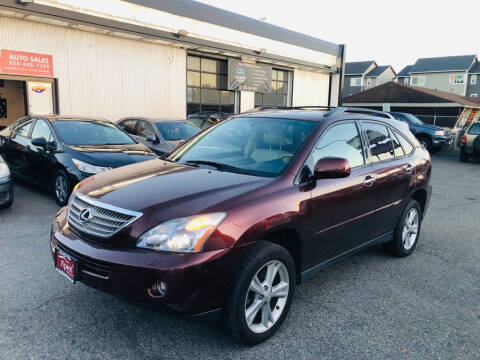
xmin=184 ymin=160 xmax=241 ymax=172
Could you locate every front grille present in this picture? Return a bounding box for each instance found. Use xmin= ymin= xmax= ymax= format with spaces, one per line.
xmin=68 ymin=193 xmax=142 ymax=238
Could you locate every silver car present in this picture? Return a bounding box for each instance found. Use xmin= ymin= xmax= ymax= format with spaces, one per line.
xmin=116 ymin=117 xmax=201 ymax=155
xmin=0 ymin=154 xmax=13 ymax=208
xmin=460 ymin=122 xmax=480 ymax=162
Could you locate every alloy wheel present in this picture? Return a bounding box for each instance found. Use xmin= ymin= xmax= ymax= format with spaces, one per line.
xmin=55 ymin=175 xmax=68 ymax=204
xmin=402 ymin=208 xmax=419 ymax=250
xmin=244 ymin=260 xmax=289 ymax=334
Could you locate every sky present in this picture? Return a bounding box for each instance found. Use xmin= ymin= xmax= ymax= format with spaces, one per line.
xmin=196 ymin=0 xmax=480 ymax=72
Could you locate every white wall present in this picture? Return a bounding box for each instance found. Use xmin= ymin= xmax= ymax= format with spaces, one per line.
xmin=292 ymin=69 xmax=330 ymax=106
xmin=240 ymin=91 xmax=255 ymax=112
xmin=0 ymin=16 xmax=187 ymax=121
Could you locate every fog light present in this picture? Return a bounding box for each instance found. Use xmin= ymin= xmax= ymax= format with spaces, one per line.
xmin=148 ymin=280 xmax=167 ymax=298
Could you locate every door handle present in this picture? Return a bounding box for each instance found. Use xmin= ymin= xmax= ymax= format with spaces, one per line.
xmin=406 ymin=164 xmax=414 ymax=173
xmin=364 ymin=176 xmax=376 ymax=187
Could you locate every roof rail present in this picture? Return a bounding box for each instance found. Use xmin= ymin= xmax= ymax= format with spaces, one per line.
xmin=324 ymin=107 xmax=394 ymax=119
xmin=248 ymin=105 xmax=394 ymax=119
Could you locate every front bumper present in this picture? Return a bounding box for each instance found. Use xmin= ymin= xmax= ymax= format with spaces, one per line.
xmin=0 ymin=178 xmax=13 ymax=205
xmin=432 ymin=136 xmax=452 ymax=149
xmin=50 ymin=208 xmax=249 ymax=316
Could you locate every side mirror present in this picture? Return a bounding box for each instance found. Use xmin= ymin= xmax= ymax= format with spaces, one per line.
xmin=146 ymin=135 xmax=158 ymax=143
xmin=314 ymin=157 xmax=351 ymax=179
xmin=31 ymin=137 xmax=47 ymax=148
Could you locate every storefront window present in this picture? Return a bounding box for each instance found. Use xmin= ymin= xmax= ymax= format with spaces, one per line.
xmin=255 ymin=69 xmax=290 ymax=107
xmin=187 ymin=55 xmax=234 ymax=115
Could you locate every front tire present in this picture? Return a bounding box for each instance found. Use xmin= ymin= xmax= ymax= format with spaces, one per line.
xmin=384 ymin=199 xmax=422 ymax=257
xmin=418 ymin=136 xmax=432 ymax=152
xmin=223 ymin=241 xmax=295 ymax=345
xmin=53 ymin=170 xmax=70 ymax=206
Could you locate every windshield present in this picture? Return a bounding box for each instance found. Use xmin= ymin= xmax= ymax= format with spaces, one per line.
xmin=156 ymin=122 xmax=200 ymax=141
xmin=54 ymin=120 xmax=136 ymax=146
xmin=468 ymin=123 xmax=480 ymax=135
xmin=169 ymin=117 xmax=317 ymax=177
xmin=404 ymin=113 xmax=424 ymax=125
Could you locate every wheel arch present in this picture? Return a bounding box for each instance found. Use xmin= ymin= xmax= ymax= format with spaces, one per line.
xmin=410 ymin=189 xmax=427 ymax=216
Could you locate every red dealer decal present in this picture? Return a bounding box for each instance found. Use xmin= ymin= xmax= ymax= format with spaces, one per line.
xmin=0 ymin=49 xmax=53 ymax=78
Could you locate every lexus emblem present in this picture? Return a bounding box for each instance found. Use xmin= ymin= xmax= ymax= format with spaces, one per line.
xmin=79 ymin=208 xmax=95 ymax=223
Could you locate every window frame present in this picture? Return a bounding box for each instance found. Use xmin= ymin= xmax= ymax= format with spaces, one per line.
xmin=186 ymin=54 xmax=235 ymax=115
xmin=350 ymin=77 xmax=363 ymax=87
xmin=471 ymin=74 xmax=477 ymax=85
xmin=254 ymin=68 xmax=292 ymax=107
xmin=365 ymin=78 xmax=372 ymax=87
xmin=471 ymin=94 xmax=478 ymax=97
xmin=295 ymin=120 xmax=369 ymax=185
xmin=411 ymin=75 xmax=425 ymax=86
xmin=449 ymin=73 xmax=465 ymax=85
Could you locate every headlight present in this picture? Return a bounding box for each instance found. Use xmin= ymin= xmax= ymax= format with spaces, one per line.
xmin=137 ymin=212 xmax=227 ymax=253
xmin=434 ymin=130 xmax=445 ymax=136
xmin=0 ymin=161 xmax=10 ymax=182
xmin=72 ymin=158 xmax=111 ymax=174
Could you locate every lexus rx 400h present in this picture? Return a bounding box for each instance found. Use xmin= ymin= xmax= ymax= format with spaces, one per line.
xmin=51 ymin=107 xmax=432 ymax=344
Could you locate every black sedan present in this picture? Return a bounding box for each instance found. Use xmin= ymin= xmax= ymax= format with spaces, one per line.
xmin=117 ymin=117 xmax=200 ymax=155
xmin=0 ymin=116 xmax=156 ymax=206
xmin=0 ymin=154 xmax=13 ymax=208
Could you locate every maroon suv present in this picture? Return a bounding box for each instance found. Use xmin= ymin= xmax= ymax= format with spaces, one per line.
xmin=51 ymin=107 xmax=432 ymax=344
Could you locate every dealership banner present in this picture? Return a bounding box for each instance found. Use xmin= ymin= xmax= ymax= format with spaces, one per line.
xmin=228 ymin=59 xmax=272 ymax=92
xmin=0 ymin=49 xmax=53 ymax=78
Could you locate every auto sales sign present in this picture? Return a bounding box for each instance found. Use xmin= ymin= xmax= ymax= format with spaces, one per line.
xmin=0 ymin=49 xmax=53 ymax=78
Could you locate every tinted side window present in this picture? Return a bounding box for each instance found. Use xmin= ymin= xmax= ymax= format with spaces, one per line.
xmin=468 ymin=123 xmax=480 ymax=135
xmin=31 ymin=119 xmax=53 ymax=141
xmin=388 ymin=127 xmax=405 ymax=157
xmin=306 ymin=122 xmax=365 ymax=172
xmin=136 ymin=120 xmax=156 ymax=138
xmin=15 ymin=121 xmax=33 ymax=137
xmin=395 ymin=130 xmax=414 ymax=155
xmin=363 ymin=122 xmax=394 ymax=162
xmin=119 ymin=119 xmax=138 ymax=135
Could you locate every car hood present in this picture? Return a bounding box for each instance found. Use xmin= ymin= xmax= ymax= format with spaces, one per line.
xmin=76 ymin=159 xmax=271 ymax=219
xmin=66 ymin=143 xmax=155 ymax=168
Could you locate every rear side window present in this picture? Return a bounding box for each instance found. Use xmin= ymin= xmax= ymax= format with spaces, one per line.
xmin=468 ymin=123 xmax=480 ymax=135
xmin=307 ymin=122 xmax=365 ymax=170
xmin=363 ymin=122 xmax=394 ymax=162
xmin=119 ymin=119 xmax=138 ymax=135
xmin=136 ymin=120 xmax=156 ymax=138
xmin=388 ymin=128 xmax=405 ymax=157
xmin=395 ymin=130 xmax=414 ymax=155
xmin=15 ymin=121 xmax=32 ymax=137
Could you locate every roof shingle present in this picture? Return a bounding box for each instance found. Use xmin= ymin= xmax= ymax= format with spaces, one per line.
xmin=365 ymin=65 xmax=393 ymax=77
xmin=342 ymin=81 xmax=480 ymax=108
xmin=397 ymin=65 xmax=413 ymax=77
xmin=469 ymin=62 xmax=480 ymax=74
xmin=410 ymin=55 xmax=477 ymax=73
xmin=344 ymin=61 xmax=375 ymax=75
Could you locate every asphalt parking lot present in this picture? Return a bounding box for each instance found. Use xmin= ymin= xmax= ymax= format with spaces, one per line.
xmin=0 ymin=154 xmax=479 ymax=360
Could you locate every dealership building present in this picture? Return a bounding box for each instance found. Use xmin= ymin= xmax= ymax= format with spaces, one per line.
xmin=0 ymin=0 xmax=345 ymax=128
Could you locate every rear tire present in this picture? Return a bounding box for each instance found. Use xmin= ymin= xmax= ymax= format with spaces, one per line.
xmin=384 ymin=199 xmax=422 ymax=257
xmin=53 ymin=170 xmax=70 ymax=206
xmin=223 ymin=241 xmax=295 ymax=345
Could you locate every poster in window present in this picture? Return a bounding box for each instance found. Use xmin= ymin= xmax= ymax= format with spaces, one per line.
xmin=228 ymin=59 xmax=272 ymax=93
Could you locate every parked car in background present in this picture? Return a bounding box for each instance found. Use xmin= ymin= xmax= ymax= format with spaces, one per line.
xmin=388 ymin=112 xmax=452 ymax=152
xmin=0 ymin=116 xmax=155 ymax=206
xmin=51 ymin=107 xmax=431 ymax=344
xmin=460 ymin=121 xmax=480 ymax=162
xmin=187 ymin=111 xmax=231 ymax=129
xmin=117 ymin=118 xmax=200 ymax=155
xmin=0 ymin=154 xmax=13 ymax=208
